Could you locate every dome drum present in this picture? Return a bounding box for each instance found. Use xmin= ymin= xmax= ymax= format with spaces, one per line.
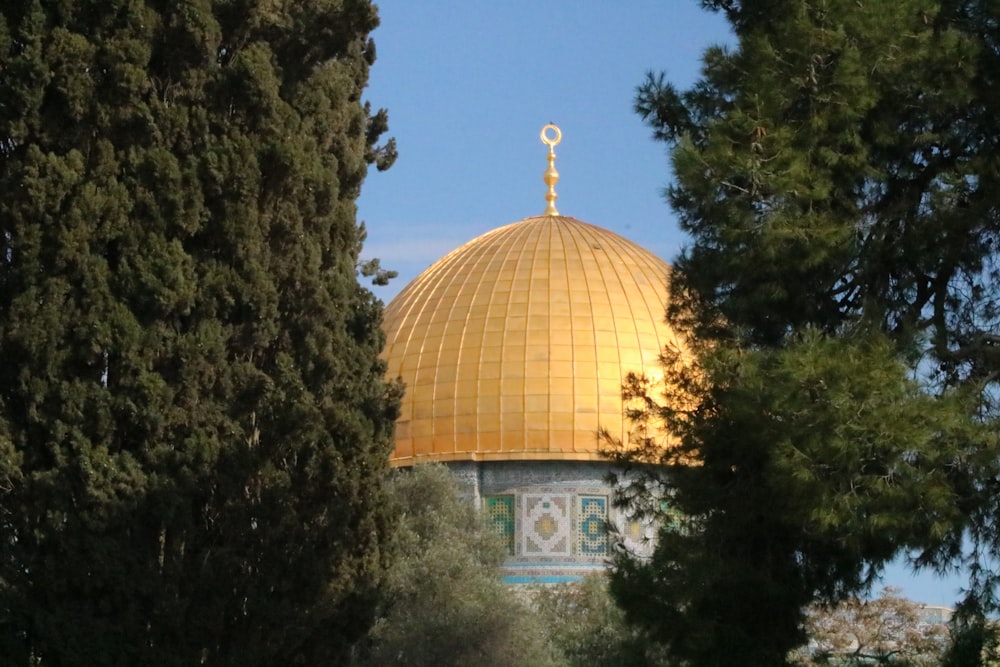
xmin=449 ymin=460 xmax=656 ymax=584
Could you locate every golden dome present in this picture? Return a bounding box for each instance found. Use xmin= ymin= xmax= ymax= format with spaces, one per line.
xmin=382 ymin=215 xmax=679 ymax=465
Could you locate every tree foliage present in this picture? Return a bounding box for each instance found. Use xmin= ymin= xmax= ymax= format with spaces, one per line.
xmin=532 ymin=575 xmax=670 ymax=667
xmin=355 ymin=464 xmax=563 ymax=667
xmin=0 ymin=1 xmax=398 ymax=664
xmin=608 ymin=0 xmax=1000 ymax=665
xmin=942 ymin=607 xmax=1000 ymax=667
xmin=790 ymin=587 xmax=950 ymax=666
xmin=643 ymin=0 xmax=1000 ymax=362
xmin=612 ymin=335 xmax=973 ymax=665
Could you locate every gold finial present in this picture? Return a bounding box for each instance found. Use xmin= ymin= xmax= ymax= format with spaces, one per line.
xmin=540 ymin=124 xmax=561 ymax=216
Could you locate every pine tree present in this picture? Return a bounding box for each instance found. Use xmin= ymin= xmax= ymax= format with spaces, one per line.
xmin=608 ymin=1 xmax=1000 ymax=665
xmin=0 ymin=1 xmax=399 ymax=665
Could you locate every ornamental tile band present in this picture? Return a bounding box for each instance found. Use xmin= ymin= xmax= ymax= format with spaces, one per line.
xmin=577 ymin=495 xmax=609 ymax=556
xmin=523 ymin=494 xmax=572 ymax=556
xmin=486 ymin=495 xmax=515 ymax=555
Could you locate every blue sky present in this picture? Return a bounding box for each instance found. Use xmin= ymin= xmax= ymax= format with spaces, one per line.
xmin=358 ymin=1 xmax=730 ymax=299
xmin=358 ymin=1 xmax=966 ymax=608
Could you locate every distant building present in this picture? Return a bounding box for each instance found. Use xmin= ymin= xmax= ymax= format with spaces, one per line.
xmin=917 ymin=604 xmax=953 ymax=625
xmin=380 ymin=125 xmax=681 ymax=583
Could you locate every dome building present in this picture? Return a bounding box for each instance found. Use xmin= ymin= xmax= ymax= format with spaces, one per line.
xmin=381 ymin=126 xmax=679 ymax=583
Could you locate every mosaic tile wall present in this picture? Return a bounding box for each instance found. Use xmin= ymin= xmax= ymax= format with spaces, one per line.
xmin=485 ymin=490 xmax=617 ymax=557
xmin=456 ymin=460 xmax=657 ymax=582
xmin=577 ymin=496 xmax=609 ymax=555
xmin=523 ymin=493 xmax=573 ymax=556
xmin=486 ymin=495 xmax=515 ymax=554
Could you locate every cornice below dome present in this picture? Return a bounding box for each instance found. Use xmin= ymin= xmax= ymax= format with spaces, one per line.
xmin=381 ymin=215 xmax=679 ymax=465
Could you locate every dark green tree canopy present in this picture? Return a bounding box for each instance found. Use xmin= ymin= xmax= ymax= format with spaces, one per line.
xmin=609 ymin=1 xmax=1000 ymax=665
xmin=0 ymin=1 xmax=398 ymax=665
xmin=641 ymin=0 xmax=999 ymax=367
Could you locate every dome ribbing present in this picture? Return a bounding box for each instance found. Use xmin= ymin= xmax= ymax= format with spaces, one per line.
xmin=382 ymin=215 xmax=678 ymax=465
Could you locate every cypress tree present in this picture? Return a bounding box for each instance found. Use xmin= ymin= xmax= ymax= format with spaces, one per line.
xmin=609 ymin=1 xmax=1000 ymax=664
xmin=0 ymin=1 xmax=399 ymax=665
